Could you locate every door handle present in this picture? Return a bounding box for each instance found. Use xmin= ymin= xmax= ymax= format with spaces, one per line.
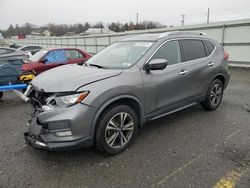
xmin=179 ymin=70 xmax=188 ymax=75
xmin=208 ymin=62 xmax=214 ymax=67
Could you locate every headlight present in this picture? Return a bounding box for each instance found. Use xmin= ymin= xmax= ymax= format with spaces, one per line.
xmin=54 ymin=91 xmax=89 ymax=107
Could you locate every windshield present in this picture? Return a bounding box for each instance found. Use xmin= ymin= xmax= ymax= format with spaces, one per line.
xmin=86 ymin=41 xmax=153 ymax=69
xmin=29 ymin=49 xmax=48 ymax=62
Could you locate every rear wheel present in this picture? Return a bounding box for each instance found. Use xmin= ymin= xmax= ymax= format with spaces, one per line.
xmin=201 ymin=79 xmax=224 ymax=111
xmin=95 ymin=105 xmax=138 ymax=154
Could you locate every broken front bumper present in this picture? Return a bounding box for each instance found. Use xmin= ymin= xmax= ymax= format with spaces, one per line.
xmin=24 ymin=131 xmax=93 ymax=151
xmin=24 ymin=103 xmax=96 ymax=151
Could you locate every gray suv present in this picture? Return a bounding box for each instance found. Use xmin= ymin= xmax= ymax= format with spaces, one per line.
xmin=24 ymin=32 xmax=230 ymax=154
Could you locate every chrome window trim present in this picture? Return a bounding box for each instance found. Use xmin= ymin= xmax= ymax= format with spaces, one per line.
xmin=142 ymin=37 xmax=217 ymax=70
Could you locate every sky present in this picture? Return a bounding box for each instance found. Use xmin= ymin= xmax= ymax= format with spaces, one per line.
xmin=0 ymin=0 xmax=250 ymax=29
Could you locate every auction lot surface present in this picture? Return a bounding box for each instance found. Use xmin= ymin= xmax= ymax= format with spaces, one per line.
xmin=0 ymin=68 xmax=249 ymax=188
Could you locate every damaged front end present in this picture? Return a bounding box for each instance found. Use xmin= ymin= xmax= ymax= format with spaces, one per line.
xmin=24 ymin=85 xmax=94 ymax=150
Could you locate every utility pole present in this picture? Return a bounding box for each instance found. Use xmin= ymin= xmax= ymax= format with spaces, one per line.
xmin=207 ymin=8 xmax=210 ymax=24
xmin=136 ymin=12 xmax=139 ymax=30
xmin=181 ymin=15 xmax=185 ymax=27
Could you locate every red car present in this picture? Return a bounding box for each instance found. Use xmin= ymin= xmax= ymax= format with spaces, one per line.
xmin=22 ymin=48 xmax=91 ymax=75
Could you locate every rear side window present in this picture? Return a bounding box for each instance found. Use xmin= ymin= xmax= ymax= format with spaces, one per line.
xmin=182 ymin=39 xmax=206 ymax=61
xmin=65 ymin=50 xmax=84 ymax=60
xmin=204 ymin=40 xmax=215 ymax=55
xmin=151 ymin=40 xmax=181 ymax=66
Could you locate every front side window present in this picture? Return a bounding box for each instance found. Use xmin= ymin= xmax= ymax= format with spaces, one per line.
xmin=43 ymin=50 xmax=67 ymax=64
xmin=151 ymin=40 xmax=181 ymax=66
xmin=86 ymin=41 xmax=153 ymax=69
xmin=182 ymin=39 xmax=206 ymax=61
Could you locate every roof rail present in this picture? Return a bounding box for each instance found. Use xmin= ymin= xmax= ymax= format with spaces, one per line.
xmin=158 ymin=31 xmax=207 ymax=38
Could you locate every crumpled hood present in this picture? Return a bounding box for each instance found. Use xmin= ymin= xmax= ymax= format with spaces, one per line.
xmin=31 ymin=64 xmax=122 ymax=92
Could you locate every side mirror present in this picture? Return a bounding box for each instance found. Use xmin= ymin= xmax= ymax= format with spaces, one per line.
xmin=145 ymin=59 xmax=168 ymax=72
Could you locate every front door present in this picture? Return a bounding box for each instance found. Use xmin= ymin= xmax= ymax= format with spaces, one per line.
xmin=142 ymin=40 xmax=193 ymax=115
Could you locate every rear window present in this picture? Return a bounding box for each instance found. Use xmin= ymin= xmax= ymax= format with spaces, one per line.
xmin=204 ymin=40 xmax=215 ymax=55
xmin=182 ymin=39 xmax=206 ymax=61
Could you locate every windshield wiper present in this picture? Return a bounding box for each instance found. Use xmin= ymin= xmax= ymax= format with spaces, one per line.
xmin=88 ymin=63 xmax=107 ymax=69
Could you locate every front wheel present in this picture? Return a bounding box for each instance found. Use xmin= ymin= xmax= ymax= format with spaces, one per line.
xmin=201 ymin=79 xmax=224 ymax=111
xmin=95 ymin=105 xmax=138 ymax=154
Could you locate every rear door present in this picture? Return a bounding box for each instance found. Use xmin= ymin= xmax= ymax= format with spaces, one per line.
xmin=181 ymin=38 xmax=214 ymax=97
xmin=64 ymin=49 xmax=87 ymax=65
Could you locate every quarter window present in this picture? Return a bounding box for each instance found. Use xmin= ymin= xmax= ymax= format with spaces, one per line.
xmin=151 ymin=40 xmax=181 ymax=66
xmin=182 ymin=39 xmax=206 ymax=61
xmin=204 ymin=40 xmax=215 ymax=56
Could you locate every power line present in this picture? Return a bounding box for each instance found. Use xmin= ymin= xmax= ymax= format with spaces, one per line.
xmin=163 ymin=7 xmax=250 ymax=25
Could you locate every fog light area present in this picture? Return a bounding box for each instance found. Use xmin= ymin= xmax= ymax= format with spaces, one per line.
xmin=54 ymin=130 xmax=72 ymax=137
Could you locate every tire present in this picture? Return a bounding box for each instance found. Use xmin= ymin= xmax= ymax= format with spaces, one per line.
xmin=0 ymin=92 xmax=3 ymax=100
xmin=95 ymin=104 xmax=138 ymax=154
xmin=201 ymin=79 xmax=224 ymax=111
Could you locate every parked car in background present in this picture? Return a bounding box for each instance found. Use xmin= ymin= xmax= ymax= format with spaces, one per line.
xmin=0 ymin=47 xmax=30 ymax=60
xmin=9 ymin=43 xmax=20 ymax=49
xmin=22 ymin=48 xmax=91 ymax=75
xmin=18 ymin=45 xmax=42 ymax=55
xmin=24 ymin=32 xmax=230 ymax=154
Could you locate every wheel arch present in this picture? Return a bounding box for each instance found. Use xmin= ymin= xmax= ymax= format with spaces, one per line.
xmin=90 ymin=95 xmax=144 ymax=138
xmin=207 ymin=73 xmax=226 ymax=91
xmin=212 ymin=74 xmax=225 ymax=86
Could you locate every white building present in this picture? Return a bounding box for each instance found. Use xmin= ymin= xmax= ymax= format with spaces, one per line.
xmin=79 ymin=28 xmax=115 ymax=36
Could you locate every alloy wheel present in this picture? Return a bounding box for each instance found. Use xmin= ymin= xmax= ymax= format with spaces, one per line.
xmin=105 ymin=112 xmax=134 ymax=149
xmin=210 ymin=83 xmax=222 ymax=107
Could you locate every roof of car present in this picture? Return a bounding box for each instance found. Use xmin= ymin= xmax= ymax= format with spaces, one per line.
xmin=0 ymin=47 xmax=17 ymax=50
xmin=119 ymin=31 xmax=208 ymax=42
xmin=44 ymin=47 xmax=83 ymax=51
xmin=19 ymin=45 xmax=41 ymax=49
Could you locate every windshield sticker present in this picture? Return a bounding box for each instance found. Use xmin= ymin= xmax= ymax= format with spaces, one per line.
xmin=134 ymin=42 xmax=152 ymax=47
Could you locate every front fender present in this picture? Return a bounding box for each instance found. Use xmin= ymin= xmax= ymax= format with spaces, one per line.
xmin=89 ymin=94 xmax=144 ymax=138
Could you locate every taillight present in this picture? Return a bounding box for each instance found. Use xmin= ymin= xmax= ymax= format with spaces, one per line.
xmin=224 ymin=51 xmax=229 ymax=60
